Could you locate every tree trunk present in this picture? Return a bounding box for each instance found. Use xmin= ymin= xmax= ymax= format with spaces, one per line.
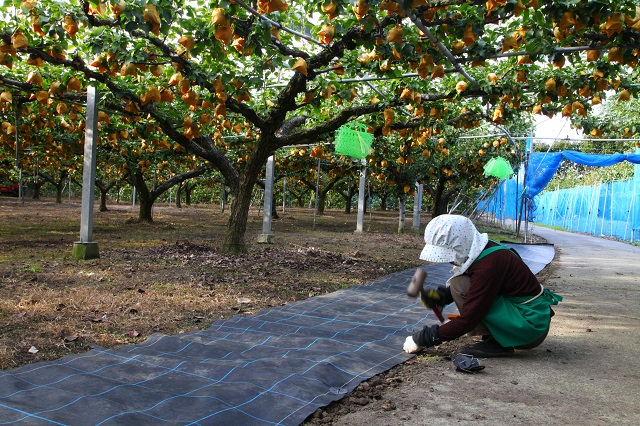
xmin=32 ymin=180 xmax=45 ymax=200
xmin=426 ymin=179 xmax=452 ymax=217
xmin=184 ymin=183 xmax=193 ymax=205
xmin=99 ymin=190 xmax=108 ymax=212
xmin=222 ymin=180 xmax=252 ymax=254
xmin=176 ymin=184 xmax=183 ymax=208
xmin=345 ymin=185 xmax=358 ymax=213
xmin=317 ymin=191 xmax=327 ymax=215
xmin=96 ymin=180 xmax=117 ymax=212
xmin=380 ymin=194 xmax=388 ymax=211
xmin=138 ymin=196 xmax=153 ymax=222
xmin=271 ymin=191 xmax=279 ymax=219
xmin=131 ymin=171 xmax=154 ymax=222
xmin=39 ymin=171 xmax=68 ymax=203
xmin=55 ymin=180 xmax=65 ymax=204
xmin=221 ymin=157 xmax=261 ymax=254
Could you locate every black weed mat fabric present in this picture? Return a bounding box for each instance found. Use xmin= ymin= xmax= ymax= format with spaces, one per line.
xmin=0 ymin=264 xmax=451 ymax=426
xmin=0 ymin=244 xmax=553 ymax=425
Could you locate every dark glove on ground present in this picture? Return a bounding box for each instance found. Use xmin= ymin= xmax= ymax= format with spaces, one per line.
xmin=420 ymin=286 xmax=453 ymax=310
xmin=412 ymin=324 xmax=442 ymax=348
xmin=453 ymin=354 xmax=485 ymax=373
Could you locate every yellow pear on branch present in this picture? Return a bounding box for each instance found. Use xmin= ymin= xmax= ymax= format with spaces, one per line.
xmin=26 ymin=70 xmax=43 ymax=85
xmin=431 ymin=64 xmax=445 ymax=80
xmin=67 ymin=76 xmax=82 ymax=91
xmin=321 ymin=0 xmax=337 ymax=19
xmin=178 ymin=34 xmax=195 ymax=51
xmin=11 ymin=29 xmax=28 ymax=50
xmin=353 ymin=0 xmax=369 ymax=20
xmin=62 ymin=15 xmax=78 ymax=38
xmin=604 ymin=13 xmax=623 ymax=37
xmin=292 ymin=58 xmax=308 ymax=75
xmin=258 ymin=0 xmax=288 ymax=14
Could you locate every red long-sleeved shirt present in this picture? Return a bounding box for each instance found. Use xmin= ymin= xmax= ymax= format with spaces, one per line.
xmin=437 ymin=241 xmax=541 ymax=342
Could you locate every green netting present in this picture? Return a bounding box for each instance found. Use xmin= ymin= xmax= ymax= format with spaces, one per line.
xmin=483 ymin=156 xmax=514 ymax=179
xmin=335 ymin=122 xmax=374 ymax=159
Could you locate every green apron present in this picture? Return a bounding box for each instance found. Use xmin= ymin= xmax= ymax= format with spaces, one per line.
xmin=472 ymin=243 xmax=563 ymax=347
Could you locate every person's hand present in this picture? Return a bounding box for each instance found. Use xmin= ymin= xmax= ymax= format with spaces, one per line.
xmin=411 ymin=324 xmax=442 ymax=349
xmin=420 ymin=286 xmax=451 ymax=310
xmin=403 ymin=336 xmax=422 ymax=354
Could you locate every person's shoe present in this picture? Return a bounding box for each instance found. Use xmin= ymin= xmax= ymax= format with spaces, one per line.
xmin=454 ymin=336 xmax=514 ymax=358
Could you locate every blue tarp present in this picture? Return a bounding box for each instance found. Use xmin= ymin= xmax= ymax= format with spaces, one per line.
xmin=525 ymin=150 xmax=640 ymax=199
xmin=479 ymin=149 xmax=640 ymax=241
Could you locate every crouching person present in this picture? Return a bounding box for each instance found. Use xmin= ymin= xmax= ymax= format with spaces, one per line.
xmin=403 ymin=214 xmax=562 ymax=358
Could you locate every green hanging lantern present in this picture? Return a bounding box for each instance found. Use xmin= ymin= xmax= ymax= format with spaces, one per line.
xmin=334 ymin=122 xmax=374 ymax=159
xmin=483 ymin=156 xmax=514 ymax=179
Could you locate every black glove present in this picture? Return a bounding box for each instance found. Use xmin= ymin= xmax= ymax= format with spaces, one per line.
xmin=453 ymin=354 xmax=485 ymax=373
xmin=419 ymin=286 xmax=453 ymax=310
xmin=412 ymin=324 xmax=442 ymax=348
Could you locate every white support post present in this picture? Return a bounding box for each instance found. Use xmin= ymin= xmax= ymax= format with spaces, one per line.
xmin=72 ymin=86 xmax=100 ymax=260
xmin=257 ymin=155 xmax=275 ymax=244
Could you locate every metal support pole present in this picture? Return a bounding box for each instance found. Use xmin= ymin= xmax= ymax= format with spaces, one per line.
xmin=220 ymin=180 xmax=226 ymax=212
xmin=282 ymin=177 xmax=286 ymax=214
xmin=412 ymin=182 xmax=423 ymax=230
xmin=72 ymin=86 xmax=100 ymax=260
xmin=313 ymin=158 xmax=321 ymax=229
xmin=14 ymin=108 xmax=24 ymax=204
xmin=356 ymin=159 xmax=366 ymax=233
xmin=633 ymin=148 xmax=640 ymax=241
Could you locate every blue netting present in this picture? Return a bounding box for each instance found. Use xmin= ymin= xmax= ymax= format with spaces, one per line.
xmin=478 ymin=178 xmax=523 ymax=221
xmin=534 ymin=179 xmax=639 ymax=240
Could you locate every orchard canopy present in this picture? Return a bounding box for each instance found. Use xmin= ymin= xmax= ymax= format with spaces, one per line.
xmin=2 ymin=0 xmax=640 ymax=253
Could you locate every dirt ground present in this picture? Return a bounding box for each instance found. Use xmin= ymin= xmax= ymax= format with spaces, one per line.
xmin=2 ymin=198 xmax=638 ymax=425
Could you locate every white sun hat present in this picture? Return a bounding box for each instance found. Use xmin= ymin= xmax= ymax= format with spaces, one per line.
xmin=419 ymin=214 xmax=488 ymax=276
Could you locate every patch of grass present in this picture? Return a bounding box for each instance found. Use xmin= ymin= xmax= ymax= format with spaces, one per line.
xmin=534 ymin=223 xmax=568 ymax=232
xmin=21 ymin=263 xmax=42 ymax=273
